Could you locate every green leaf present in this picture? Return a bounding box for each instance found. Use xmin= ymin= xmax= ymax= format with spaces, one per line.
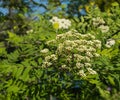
xmin=7 ymin=31 xmax=16 ymax=38
xmin=81 ymin=16 xmax=84 ymax=23
xmin=20 ymin=66 xmax=31 ymax=82
xmin=15 ymin=66 xmax=24 ymax=79
xmin=111 ymin=2 xmax=119 ymax=6
xmin=97 ymin=86 xmax=110 ymax=99
xmin=73 ymin=17 xmax=79 ymax=23
xmin=4 ymin=79 xmax=13 ymax=88
xmin=30 ymin=61 xmax=38 ymax=66
xmin=38 ymin=58 xmax=42 ymax=65
xmin=7 ymin=31 xmax=23 ymax=45
xmin=89 ymin=79 xmax=100 ymax=85
xmin=7 ymin=85 xmax=20 ymax=93
xmin=12 ymin=66 xmax=18 ymax=77
xmin=108 ymin=76 xmax=115 ymax=86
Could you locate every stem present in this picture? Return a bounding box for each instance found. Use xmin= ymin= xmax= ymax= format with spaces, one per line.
xmin=56 ymin=29 xmax=58 ymax=36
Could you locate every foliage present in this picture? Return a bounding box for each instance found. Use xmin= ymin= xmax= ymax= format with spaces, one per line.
xmin=0 ymin=1 xmax=120 ymax=100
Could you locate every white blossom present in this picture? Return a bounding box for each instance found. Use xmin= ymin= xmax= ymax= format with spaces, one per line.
xmin=94 ymin=53 xmax=100 ymax=57
xmin=93 ymin=40 xmax=101 ymax=48
xmin=92 ymin=17 xmax=105 ymax=26
xmin=87 ymin=47 xmax=96 ymax=52
xmin=26 ymin=29 xmax=33 ymax=34
xmin=65 ymin=46 xmax=73 ymax=51
xmin=74 ymin=54 xmax=84 ymax=61
xmin=57 ymin=43 xmax=64 ymax=53
xmin=78 ymin=70 xmax=86 ymax=77
xmin=84 ymin=63 xmax=91 ymax=67
xmin=76 ymin=48 xmax=85 ymax=52
xmin=45 ymin=56 xmax=51 ymax=61
xmin=61 ymin=64 xmax=67 ymax=69
xmin=50 ymin=16 xmax=71 ymax=29
xmin=76 ymin=63 xmax=83 ymax=69
xmin=86 ymin=41 xmax=94 ymax=45
xmin=46 ymin=40 xmax=56 ymax=45
xmin=87 ymin=68 xmax=97 ymax=74
xmin=105 ymin=39 xmax=115 ymax=48
xmin=64 ymin=40 xmax=75 ymax=46
xmin=40 ymin=48 xmax=49 ymax=54
xmin=50 ymin=54 xmax=57 ymax=61
xmin=98 ymin=25 xmax=109 ymax=33
xmin=84 ymin=57 xmax=91 ymax=62
xmin=45 ymin=54 xmax=57 ymax=61
xmin=66 ymin=58 xmax=71 ymax=62
xmin=42 ymin=30 xmax=101 ymax=77
xmin=50 ymin=16 xmax=59 ymax=23
xmin=86 ymin=52 xmax=93 ymax=58
xmin=42 ymin=62 xmax=52 ymax=68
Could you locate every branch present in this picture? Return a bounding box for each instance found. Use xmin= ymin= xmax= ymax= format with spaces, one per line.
xmin=107 ymin=29 xmax=120 ymax=39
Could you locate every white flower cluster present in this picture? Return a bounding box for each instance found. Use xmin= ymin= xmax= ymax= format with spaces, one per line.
xmin=105 ymin=39 xmax=115 ymax=48
xmin=41 ymin=54 xmax=57 ymax=68
xmin=50 ymin=16 xmax=71 ymax=29
xmin=92 ymin=17 xmax=105 ymax=26
xmin=26 ymin=29 xmax=33 ymax=34
xmin=92 ymin=17 xmax=109 ymax=33
xmin=41 ymin=30 xmax=101 ymax=77
xmin=98 ymin=25 xmax=109 ymax=33
xmin=40 ymin=48 xmax=49 ymax=54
